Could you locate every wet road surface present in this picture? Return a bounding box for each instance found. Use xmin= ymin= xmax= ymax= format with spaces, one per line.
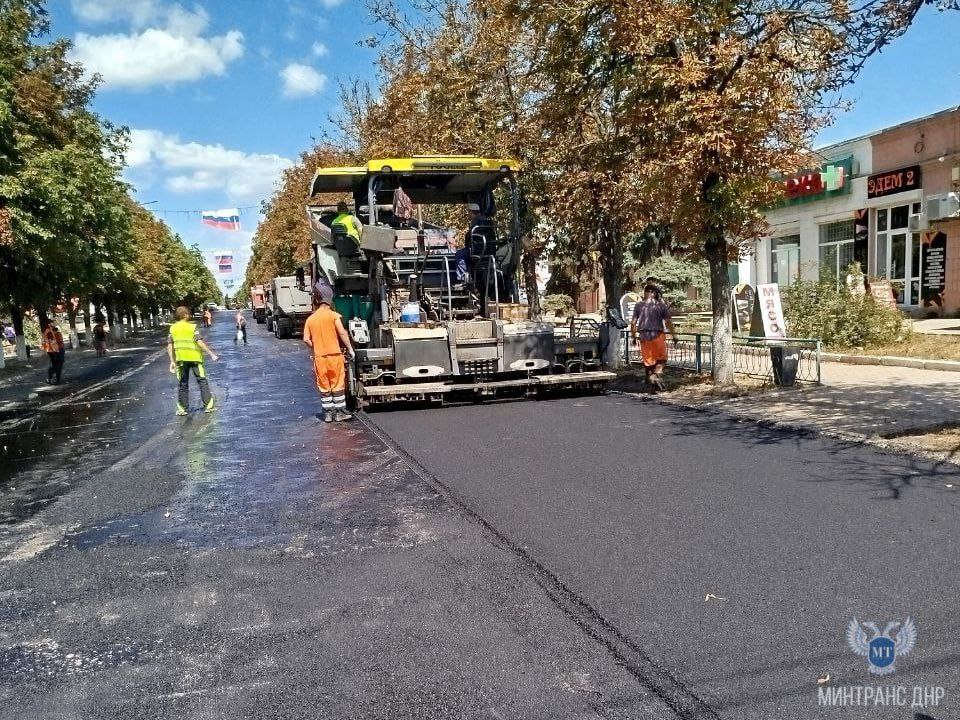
xmin=0 ymin=316 xmax=671 ymax=719
xmin=2 ymin=314 xmax=959 ymax=719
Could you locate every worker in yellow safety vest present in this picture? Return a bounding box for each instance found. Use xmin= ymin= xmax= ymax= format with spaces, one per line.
xmin=167 ymin=306 xmax=219 ymax=416
xmin=331 ymin=200 xmax=362 ymax=245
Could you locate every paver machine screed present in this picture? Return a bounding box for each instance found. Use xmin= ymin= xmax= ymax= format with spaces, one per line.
xmin=303 ymin=156 xmax=615 ymax=407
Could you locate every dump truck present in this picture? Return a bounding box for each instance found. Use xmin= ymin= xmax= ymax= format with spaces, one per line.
xmin=267 ymin=275 xmax=313 ymax=339
xmin=303 ymin=156 xmax=615 ymax=406
xmin=250 ymin=284 xmax=267 ymax=323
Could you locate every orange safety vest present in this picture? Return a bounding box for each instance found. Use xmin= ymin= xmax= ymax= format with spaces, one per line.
xmin=303 ymin=306 xmax=343 ymax=357
xmin=42 ymin=326 xmax=63 ymax=353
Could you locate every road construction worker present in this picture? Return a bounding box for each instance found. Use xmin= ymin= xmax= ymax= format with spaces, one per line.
xmin=40 ymin=316 xmax=65 ymax=384
xmin=630 ymin=284 xmax=678 ymax=392
xmin=167 ymin=306 xmax=219 ymax=416
xmin=303 ymin=283 xmax=355 ymax=423
xmin=331 ymin=200 xmax=363 ymax=245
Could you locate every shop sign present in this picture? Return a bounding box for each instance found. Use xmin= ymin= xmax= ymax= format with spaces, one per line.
xmin=867 ymin=165 xmax=921 ymax=199
xmin=921 ymin=231 xmax=948 ymax=311
xmin=781 ymin=156 xmax=853 ymax=206
xmin=868 ymin=279 xmax=897 ymax=309
xmin=731 ymin=284 xmax=756 ymax=332
xmin=754 ymin=283 xmax=787 ymax=339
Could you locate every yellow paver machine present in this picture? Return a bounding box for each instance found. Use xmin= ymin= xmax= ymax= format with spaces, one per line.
xmin=303 ymin=155 xmax=615 ymax=406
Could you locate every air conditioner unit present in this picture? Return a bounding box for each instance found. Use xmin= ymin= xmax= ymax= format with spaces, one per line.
xmin=908 ymin=212 xmax=929 ymax=231
xmin=925 ymin=192 xmax=960 ymax=221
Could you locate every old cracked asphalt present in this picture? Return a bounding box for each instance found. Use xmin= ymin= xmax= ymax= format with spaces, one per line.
xmin=1 ymin=312 xmax=958 ymax=719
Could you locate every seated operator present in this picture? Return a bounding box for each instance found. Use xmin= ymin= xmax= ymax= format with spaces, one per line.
xmin=454 ymin=203 xmax=493 ymax=283
xmin=331 ymin=200 xmax=363 ymax=245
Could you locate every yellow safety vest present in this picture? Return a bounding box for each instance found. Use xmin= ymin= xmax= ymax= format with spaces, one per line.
xmin=170 ymin=320 xmax=203 ymax=363
xmin=331 ymin=212 xmax=361 ymax=242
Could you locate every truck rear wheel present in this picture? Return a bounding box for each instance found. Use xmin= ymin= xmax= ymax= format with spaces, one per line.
xmin=277 ymin=317 xmax=293 ymax=339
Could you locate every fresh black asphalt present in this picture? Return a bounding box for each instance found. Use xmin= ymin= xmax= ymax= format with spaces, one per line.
xmin=370 ymin=393 xmax=960 ymax=719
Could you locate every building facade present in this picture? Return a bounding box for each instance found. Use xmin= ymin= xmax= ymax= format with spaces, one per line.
xmin=750 ymin=106 xmax=960 ymax=316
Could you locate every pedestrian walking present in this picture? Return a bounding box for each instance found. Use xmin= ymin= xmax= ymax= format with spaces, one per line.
xmin=630 ymin=284 xmax=678 ymax=392
xmin=167 ymin=306 xmax=219 ymax=416
xmin=234 ymin=310 xmax=247 ymax=345
xmin=202 ymin=308 xmax=213 ymax=328
xmin=92 ymin=316 xmax=108 ymax=357
xmin=40 ymin=316 xmax=65 ymax=384
xmin=303 ymin=284 xmax=355 ymax=423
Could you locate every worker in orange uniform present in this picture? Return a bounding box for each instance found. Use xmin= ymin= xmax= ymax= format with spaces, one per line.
xmin=303 ymin=283 xmax=355 ymax=423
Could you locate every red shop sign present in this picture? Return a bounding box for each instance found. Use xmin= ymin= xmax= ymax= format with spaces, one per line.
xmin=867 ymin=165 xmax=921 ymax=199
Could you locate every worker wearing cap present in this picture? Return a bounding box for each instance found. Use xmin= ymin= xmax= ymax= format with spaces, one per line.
xmin=331 ymin=200 xmax=363 ymax=245
xmin=167 ymin=306 xmax=219 ymax=415
xmin=303 ymin=283 xmax=355 ymax=422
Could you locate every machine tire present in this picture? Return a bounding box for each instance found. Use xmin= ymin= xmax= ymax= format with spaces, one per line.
xmin=277 ymin=317 xmax=293 ymax=339
xmin=266 ymin=316 xmax=274 ymax=332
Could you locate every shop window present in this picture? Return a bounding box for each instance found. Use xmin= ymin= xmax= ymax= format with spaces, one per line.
xmin=818 ymin=220 xmax=855 ymax=288
xmin=874 ymin=204 xmax=921 ymax=305
xmin=771 ymin=234 xmax=800 ymax=287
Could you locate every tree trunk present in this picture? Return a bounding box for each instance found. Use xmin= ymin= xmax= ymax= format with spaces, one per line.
xmin=81 ymin=299 xmax=93 ymax=344
xmin=11 ymin=305 xmax=27 ymax=360
xmin=106 ymin=301 xmax=122 ymax=341
xmin=705 ymin=231 xmax=734 ymax=386
xmin=600 ymin=224 xmax=625 ymax=370
xmin=521 ymin=247 xmax=541 ymax=318
xmin=67 ymin=304 xmax=80 ymax=349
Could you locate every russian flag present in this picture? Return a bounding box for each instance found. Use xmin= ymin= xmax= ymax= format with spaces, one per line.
xmin=202 ymin=208 xmax=241 ymax=231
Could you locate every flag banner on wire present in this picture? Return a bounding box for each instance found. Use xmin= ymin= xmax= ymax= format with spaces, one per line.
xmin=202 ymin=208 xmax=241 ymax=231
xmin=214 ymin=251 xmax=234 ymax=274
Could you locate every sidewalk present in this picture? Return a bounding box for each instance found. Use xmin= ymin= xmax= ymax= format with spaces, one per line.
xmin=647 ymin=361 xmax=960 ymax=464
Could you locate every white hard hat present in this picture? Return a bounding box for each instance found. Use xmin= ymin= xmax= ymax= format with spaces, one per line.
xmin=466 ymin=203 xmax=480 ymax=212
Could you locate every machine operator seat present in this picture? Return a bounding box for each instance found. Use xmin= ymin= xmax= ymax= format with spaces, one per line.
xmin=332 ymin=228 xmax=362 ymax=259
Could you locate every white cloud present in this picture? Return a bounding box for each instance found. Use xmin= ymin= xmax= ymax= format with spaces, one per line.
xmin=125 ymin=129 xmax=293 ymax=202
xmin=311 ymin=41 xmax=328 ymax=58
xmin=319 ymin=0 xmax=345 ymax=7
xmin=70 ymin=0 xmax=162 ymax=26
xmin=281 ymin=63 xmax=326 ymax=98
xmin=68 ymin=4 xmax=244 ymax=89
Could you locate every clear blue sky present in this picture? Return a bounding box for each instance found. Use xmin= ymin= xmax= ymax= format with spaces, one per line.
xmin=47 ymin=1 xmax=960 ymax=290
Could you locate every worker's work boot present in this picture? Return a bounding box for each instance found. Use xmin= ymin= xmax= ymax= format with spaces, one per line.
xmin=204 ymin=398 xmax=216 ymax=413
xmin=334 ymin=410 xmax=353 ymax=422
xmin=176 ymin=407 xmax=188 ymax=416
xmin=323 ymin=411 xmax=334 ymax=423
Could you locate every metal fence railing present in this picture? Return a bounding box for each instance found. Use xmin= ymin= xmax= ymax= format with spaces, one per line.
xmin=622 ymin=331 xmax=822 ymax=384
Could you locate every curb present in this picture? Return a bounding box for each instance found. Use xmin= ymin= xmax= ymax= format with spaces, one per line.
xmin=816 ymin=351 xmax=960 ymax=373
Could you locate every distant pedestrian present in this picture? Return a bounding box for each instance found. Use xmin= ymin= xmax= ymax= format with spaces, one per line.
xmin=202 ymin=308 xmax=213 ymax=328
xmin=40 ymin=317 xmax=65 ymax=384
xmin=92 ymin=316 xmax=108 ymax=357
xmin=630 ymin=284 xmax=678 ymax=392
xmin=167 ymin=306 xmax=219 ymax=416
xmin=303 ymin=284 xmax=355 ymax=423
xmin=234 ymin=311 xmax=247 ymax=345
xmin=3 ymin=324 xmax=14 ymax=346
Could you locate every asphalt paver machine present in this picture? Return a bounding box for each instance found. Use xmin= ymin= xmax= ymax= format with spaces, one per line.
xmin=303 ymin=156 xmax=615 ymax=406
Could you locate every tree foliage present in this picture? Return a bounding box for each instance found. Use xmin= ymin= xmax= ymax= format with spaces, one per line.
xmin=244 ymin=144 xmax=355 ymax=288
xmin=0 ymin=0 xmax=218 ymax=334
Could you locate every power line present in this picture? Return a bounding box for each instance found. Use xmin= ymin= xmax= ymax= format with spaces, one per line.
xmin=148 ymin=204 xmax=261 ymax=217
